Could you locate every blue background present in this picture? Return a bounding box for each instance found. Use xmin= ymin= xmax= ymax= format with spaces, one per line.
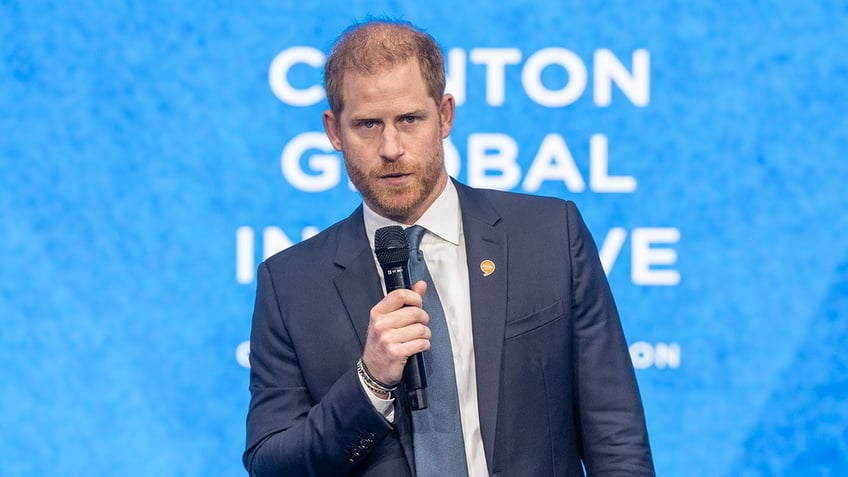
xmin=2 ymin=1 xmax=847 ymax=475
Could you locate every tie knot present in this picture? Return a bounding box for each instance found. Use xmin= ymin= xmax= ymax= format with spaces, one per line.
xmin=404 ymin=225 xmax=426 ymax=250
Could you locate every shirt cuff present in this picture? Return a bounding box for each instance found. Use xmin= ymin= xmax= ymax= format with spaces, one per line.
xmin=359 ymin=373 xmax=396 ymax=423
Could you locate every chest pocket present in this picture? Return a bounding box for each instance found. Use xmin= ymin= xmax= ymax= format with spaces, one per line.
xmin=504 ymin=300 xmax=564 ymax=340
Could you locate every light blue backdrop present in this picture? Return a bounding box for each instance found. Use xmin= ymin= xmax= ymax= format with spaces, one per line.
xmin=2 ymin=1 xmax=846 ymax=475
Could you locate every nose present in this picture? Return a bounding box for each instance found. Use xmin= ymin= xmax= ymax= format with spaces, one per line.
xmin=378 ymin=124 xmax=404 ymax=161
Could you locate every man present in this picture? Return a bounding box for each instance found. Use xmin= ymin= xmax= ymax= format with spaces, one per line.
xmin=244 ymin=20 xmax=654 ymax=476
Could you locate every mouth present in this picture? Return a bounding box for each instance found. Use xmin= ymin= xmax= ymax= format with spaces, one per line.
xmin=379 ymin=171 xmax=413 ymax=184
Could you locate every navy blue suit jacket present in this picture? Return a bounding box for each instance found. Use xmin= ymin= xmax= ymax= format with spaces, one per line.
xmin=244 ymin=181 xmax=654 ymax=476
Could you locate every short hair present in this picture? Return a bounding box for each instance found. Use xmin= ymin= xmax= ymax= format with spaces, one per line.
xmin=324 ymin=20 xmax=446 ymax=115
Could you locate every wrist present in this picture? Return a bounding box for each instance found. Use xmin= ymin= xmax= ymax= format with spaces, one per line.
xmin=357 ymin=358 xmax=397 ymax=398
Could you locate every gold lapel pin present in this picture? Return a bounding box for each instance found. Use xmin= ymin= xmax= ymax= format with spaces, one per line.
xmin=480 ymin=260 xmax=495 ymax=277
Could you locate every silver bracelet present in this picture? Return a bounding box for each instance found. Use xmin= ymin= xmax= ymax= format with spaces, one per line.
xmin=357 ymin=358 xmax=397 ymax=395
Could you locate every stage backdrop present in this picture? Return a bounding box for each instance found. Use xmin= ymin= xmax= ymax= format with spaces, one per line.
xmin=2 ymin=1 xmax=846 ymax=475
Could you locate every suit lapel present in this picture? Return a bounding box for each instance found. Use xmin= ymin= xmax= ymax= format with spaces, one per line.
xmin=332 ymin=207 xmax=383 ymax=347
xmin=456 ymin=182 xmax=507 ymax=468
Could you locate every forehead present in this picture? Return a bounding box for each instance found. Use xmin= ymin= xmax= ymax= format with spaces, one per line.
xmin=340 ymin=60 xmax=434 ymax=116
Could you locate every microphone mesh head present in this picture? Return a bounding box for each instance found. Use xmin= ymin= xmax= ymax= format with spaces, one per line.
xmin=374 ymin=226 xmax=410 ymax=265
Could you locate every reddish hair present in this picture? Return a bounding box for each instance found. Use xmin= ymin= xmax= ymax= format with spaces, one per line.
xmin=323 ymin=20 xmax=446 ymax=115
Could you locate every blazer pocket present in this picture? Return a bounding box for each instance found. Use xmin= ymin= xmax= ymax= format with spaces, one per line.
xmin=504 ymin=300 xmax=564 ymax=339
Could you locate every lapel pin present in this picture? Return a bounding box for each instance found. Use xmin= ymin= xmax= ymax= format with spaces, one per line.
xmin=480 ymin=259 xmax=495 ymax=277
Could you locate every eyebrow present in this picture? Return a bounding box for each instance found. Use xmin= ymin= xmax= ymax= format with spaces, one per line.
xmin=348 ymin=108 xmax=430 ymax=122
xmin=398 ymin=108 xmax=429 ymax=118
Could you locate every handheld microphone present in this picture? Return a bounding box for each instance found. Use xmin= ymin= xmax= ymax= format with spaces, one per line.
xmin=374 ymin=225 xmax=428 ymax=410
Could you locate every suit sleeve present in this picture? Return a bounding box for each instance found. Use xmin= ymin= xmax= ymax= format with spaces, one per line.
xmin=565 ymin=201 xmax=656 ymax=476
xmin=242 ymin=261 xmax=395 ymax=476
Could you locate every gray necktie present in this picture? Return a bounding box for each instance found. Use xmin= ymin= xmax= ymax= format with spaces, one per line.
xmin=405 ymin=225 xmax=468 ymax=477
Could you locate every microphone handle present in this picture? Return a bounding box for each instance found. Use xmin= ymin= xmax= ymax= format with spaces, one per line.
xmin=404 ymin=353 xmax=428 ymax=410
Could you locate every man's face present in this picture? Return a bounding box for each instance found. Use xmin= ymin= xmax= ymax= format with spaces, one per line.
xmin=323 ymin=59 xmax=455 ymax=224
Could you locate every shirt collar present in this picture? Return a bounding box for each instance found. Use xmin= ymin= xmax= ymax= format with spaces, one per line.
xmin=363 ymin=179 xmax=461 ymax=249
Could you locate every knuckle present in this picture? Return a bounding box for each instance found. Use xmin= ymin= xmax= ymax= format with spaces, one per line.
xmin=387 ymin=342 xmax=405 ymax=359
xmin=379 ymin=329 xmax=395 ymax=345
xmin=371 ymin=317 xmax=391 ymax=333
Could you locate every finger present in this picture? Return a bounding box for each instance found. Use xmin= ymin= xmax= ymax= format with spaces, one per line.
xmin=373 ymin=287 xmax=423 ymax=314
xmin=387 ymin=336 xmax=431 ymax=358
xmin=371 ymin=305 xmax=429 ymax=333
xmin=411 ymin=280 xmax=427 ymax=299
xmin=387 ymin=321 xmax=432 ymax=343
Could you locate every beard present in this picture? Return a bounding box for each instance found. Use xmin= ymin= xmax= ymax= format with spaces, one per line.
xmin=344 ymin=147 xmax=446 ymax=224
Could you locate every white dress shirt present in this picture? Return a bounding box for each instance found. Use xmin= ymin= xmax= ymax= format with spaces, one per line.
xmin=362 ymin=180 xmax=489 ymax=477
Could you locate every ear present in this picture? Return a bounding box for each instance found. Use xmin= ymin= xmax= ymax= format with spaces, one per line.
xmin=438 ymin=94 xmax=455 ymax=139
xmin=322 ymin=110 xmax=343 ymax=151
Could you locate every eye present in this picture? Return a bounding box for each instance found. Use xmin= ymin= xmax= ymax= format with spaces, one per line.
xmin=403 ymin=116 xmax=416 ymax=124
xmin=362 ymin=119 xmax=377 ymax=128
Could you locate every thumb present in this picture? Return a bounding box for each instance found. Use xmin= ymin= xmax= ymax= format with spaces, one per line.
xmin=411 ymin=280 xmax=428 ymax=299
